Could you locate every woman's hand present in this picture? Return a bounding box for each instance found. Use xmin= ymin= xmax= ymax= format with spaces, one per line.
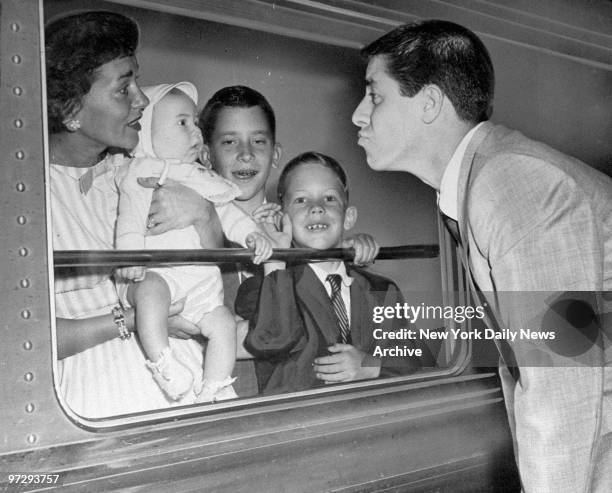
xmin=137 ymin=177 xmax=223 ymax=247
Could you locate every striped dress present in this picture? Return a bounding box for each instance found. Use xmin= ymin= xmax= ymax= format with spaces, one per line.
xmin=51 ymin=155 xmax=203 ymax=418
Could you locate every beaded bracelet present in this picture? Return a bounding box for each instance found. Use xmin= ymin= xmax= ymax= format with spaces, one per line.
xmin=112 ymin=306 xmax=131 ymax=340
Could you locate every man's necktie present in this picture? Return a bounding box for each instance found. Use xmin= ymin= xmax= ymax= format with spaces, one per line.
xmin=439 ymin=212 xmax=520 ymax=381
xmin=441 ymin=213 xmax=461 ymax=245
xmin=327 ymin=274 xmax=351 ymax=344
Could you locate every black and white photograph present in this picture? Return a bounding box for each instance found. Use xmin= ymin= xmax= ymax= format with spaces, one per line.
xmin=1 ymin=0 xmax=610 ymax=491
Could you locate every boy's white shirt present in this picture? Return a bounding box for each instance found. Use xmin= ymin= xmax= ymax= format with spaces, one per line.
xmin=309 ymin=261 xmax=353 ymax=325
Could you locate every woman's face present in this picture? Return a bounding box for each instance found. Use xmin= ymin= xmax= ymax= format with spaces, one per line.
xmin=72 ymin=56 xmax=148 ymax=154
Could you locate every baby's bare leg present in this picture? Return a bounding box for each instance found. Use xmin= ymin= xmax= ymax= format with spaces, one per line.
xmin=198 ymin=305 xmax=236 ymax=382
xmin=128 ymin=271 xmax=193 ymax=400
xmin=127 ymin=271 xmax=171 ymax=361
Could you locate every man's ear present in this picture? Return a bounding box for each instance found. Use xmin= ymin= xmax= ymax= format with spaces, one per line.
xmin=200 ymin=144 xmax=213 ymax=169
xmin=421 ymin=84 xmax=444 ymax=124
xmin=343 ymin=206 xmax=358 ymax=231
xmin=272 ymin=142 xmax=283 ymax=168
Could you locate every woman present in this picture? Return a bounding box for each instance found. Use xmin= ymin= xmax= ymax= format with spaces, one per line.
xmin=47 ymin=10 xmax=221 ymax=417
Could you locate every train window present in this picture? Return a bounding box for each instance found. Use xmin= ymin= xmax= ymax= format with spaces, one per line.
xmin=44 ymin=0 xmax=472 ymax=425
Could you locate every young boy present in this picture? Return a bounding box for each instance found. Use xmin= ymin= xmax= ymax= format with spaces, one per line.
xmin=199 ymin=85 xmax=281 ymax=217
xmin=198 ymin=86 xmax=375 ymax=296
xmin=198 ymin=88 xmax=379 ymax=396
xmin=236 ymin=152 xmax=433 ymax=395
xmin=198 ymin=85 xmax=282 ymax=303
xmin=115 ymin=82 xmax=272 ymax=403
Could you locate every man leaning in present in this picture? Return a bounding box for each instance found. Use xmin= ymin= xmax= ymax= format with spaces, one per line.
xmin=352 ymin=19 xmax=611 ymax=493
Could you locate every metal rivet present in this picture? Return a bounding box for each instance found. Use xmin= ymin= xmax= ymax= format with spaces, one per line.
xmin=17 ymin=216 xmax=27 ymax=225
xmin=20 ymin=279 xmax=30 ymax=288
xmin=25 ymin=403 xmax=35 ymax=413
xmin=16 ymin=182 xmax=26 ymax=192
xmin=24 ymin=372 xmax=34 ymax=382
xmin=11 ymin=23 xmax=20 ymax=32
xmin=21 ymin=310 xmax=31 ymax=319
xmin=23 ymin=341 xmax=33 ymax=350
xmin=12 ymin=54 xmax=21 ymax=64
xmin=19 ymin=247 xmax=28 ymax=257
xmin=14 ymin=119 xmax=23 ymax=128
xmin=26 ymin=434 xmax=37 ymax=444
xmin=13 ymin=86 xmax=23 ymax=96
xmin=16 ymin=150 xmax=25 ymax=159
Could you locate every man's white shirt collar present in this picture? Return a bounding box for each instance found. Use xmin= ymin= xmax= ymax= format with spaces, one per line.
xmin=438 ymin=122 xmax=484 ymax=221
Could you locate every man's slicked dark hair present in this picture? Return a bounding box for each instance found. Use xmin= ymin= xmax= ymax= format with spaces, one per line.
xmin=362 ymin=20 xmax=494 ymax=123
xmin=277 ymin=151 xmax=349 ymax=204
xmin=45 ymin=10 xmax=139 ymax=134
xmin=198 ymin=85 xmax=276 ymax=144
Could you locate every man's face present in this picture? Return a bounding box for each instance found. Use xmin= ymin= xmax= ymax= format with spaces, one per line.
xmin=203 ymin=106 xmax=280 ymax=202
xmin=352 ymin=55 xmax=427 ymax=176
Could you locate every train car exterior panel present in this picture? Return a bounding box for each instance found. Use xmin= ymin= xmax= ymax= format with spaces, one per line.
xmin=3 ymin=374 xmax=517 ymax=491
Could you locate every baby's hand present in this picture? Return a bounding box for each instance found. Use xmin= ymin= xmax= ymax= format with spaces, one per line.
xmin=115 ymin=266 xmax=146 ymax=282
xmin=342 ymin=233 xmax=379 ymax=266
xmin=245 ymin=231 xmax=274 ymax=265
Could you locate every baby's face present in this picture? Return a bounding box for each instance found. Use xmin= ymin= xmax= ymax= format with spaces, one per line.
xmin=151 ymin=91 xmax=203 ymax=162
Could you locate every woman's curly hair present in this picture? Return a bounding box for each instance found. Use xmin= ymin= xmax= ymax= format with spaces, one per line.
xmin=45 ymin=11 xmax=139 ymax=134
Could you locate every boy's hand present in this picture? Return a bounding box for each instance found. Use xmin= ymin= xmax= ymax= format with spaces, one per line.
xmin=342 ymin=233 xmax=379 ymax=266
xmin=246 ymin=231 xmax=274 ymax=265
xmin=115 ymin=266 xmax=146 ymax=282
xmin=259 ymin=212 xmax=293 ymax=249
xmin=251 ymin=202 xmax=282 ymax=229
xmin=313 ymin=344 xmax=380 ymax=382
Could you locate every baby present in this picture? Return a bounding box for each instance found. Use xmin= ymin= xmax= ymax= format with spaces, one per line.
xmin=115 ymin=82 xmax=271 ymax=403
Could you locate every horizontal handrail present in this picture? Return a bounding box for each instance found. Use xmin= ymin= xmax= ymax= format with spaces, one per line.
xmin=54 ymin=245 xmax=439 ymax=267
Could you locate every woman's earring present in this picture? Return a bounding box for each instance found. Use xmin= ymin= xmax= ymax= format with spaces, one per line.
xmin=63 ymin=119 xmax=81 ymax=132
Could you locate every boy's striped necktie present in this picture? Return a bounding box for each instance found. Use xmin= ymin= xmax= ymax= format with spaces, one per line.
xmin=327 ymin=274 xmax=351 ymax=344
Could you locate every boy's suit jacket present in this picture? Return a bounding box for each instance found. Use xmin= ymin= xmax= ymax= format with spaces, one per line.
xmin=455 ymin=121 xmax=611 ymax=492
xmin=236 ymin=263 xmax=432 ymax=395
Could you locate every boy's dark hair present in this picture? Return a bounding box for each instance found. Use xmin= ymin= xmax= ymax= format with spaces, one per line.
xmin=198 ymin=85 xmax=276 ymax=144
xmin=45 ymin=11 xmax=139 ymax=134
xmin=362 ymin=19 xmax=494 ymax=123
xmin=277 ymin=151 xmax=349 ymax=203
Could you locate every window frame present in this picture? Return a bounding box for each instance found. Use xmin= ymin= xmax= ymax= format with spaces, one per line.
xmin=41 ymin=0 xmax=471 ymax=430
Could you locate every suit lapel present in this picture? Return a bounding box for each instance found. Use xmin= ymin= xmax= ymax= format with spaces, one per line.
xmin=347 ymin=269 xmax=370 ymax=349
xmin=454 ymin=122 xmax=520 ymax=380
xmin=295 ymin=265 xmax=339 ymax=345
xmin=456 ymin=121 xmax=494 ymax=269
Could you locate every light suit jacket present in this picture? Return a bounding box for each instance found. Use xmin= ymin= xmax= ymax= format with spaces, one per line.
xmin=455 ymin=121 xmax=611 ymax=492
